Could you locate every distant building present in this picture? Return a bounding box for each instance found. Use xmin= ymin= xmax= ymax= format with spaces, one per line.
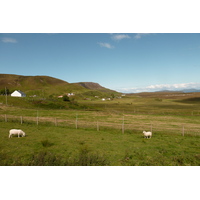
xmin=11 ymin=90 xmax=26 ymax=97
xmin=67 ymin=93 xmax=74 ymax=96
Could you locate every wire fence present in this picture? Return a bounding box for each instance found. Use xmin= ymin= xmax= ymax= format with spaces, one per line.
xmin=1 ymin=114 xmax=200 ymax=137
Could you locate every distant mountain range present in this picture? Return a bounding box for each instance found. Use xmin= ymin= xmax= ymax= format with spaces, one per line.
xmin=180 ymin=89 xmax=200 ymax=93
xmin=156 ymin=89 xmax=200 ymax=93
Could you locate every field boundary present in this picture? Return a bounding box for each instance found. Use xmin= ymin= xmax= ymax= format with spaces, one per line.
xmin=1 ymin=114 xmax=200 ymax=137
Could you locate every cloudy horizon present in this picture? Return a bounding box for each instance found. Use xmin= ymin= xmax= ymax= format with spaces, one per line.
xmin=116 ymin=82 xmax=200 ymax=93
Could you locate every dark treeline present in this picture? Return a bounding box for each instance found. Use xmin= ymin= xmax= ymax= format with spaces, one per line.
xmin=0 ymin=88 xmax=14 ymax=95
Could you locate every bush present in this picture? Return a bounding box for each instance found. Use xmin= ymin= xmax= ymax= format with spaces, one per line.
xmin=41 ymin=139 xmax=54 ymax=147
xmin=63 ymin=95 xmax=70 ymax=102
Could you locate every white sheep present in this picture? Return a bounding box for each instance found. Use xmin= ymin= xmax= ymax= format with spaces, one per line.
xmin=9 ymin=129 xmax=26 ymax=138
xmin=143 ymin=131 xmax=152 ymax=139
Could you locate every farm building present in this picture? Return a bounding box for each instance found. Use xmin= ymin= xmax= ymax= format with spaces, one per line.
xmin=11 ymin=90 xmax=26 ymax=97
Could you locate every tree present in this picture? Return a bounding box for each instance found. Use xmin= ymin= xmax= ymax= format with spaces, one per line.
xmin=63 ymin=95 xmax=70 ymax=102
xmin=0 ymin=88 xmax=10 ymax=95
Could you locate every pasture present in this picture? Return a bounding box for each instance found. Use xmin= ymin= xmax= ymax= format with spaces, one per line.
xmin=0 ymin=93 xmax=200 ymax=165
xmin=0 ymin=121 xmax=199 ymax=166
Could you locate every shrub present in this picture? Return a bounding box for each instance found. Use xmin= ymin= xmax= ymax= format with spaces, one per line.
xmin=63 ymin=95 xmax=70 ymax=102
xmin=41 ymin=139 xmax=54 ymax=147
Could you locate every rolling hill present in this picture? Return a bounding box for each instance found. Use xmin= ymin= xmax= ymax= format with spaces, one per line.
xmin=0 ymin=74 xmax=119 ymax=97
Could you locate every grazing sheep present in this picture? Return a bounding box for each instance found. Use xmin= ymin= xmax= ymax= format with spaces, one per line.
xmin=9 ymin=129 xmax=26 ymax=138
xmin=143 ymin=131 xmax=152 ymax=139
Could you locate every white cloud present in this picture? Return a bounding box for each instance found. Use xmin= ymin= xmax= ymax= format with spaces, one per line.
xmin=111 ymin=34 xmax=131 ymax=41
xmin=1 ymin=37 xmax=18 ymax=43
xmin=134 ymin=33 xmax=150 ymax=39
xmin=117 ymin=82 xmax=200 ymax=93
xmin=98 ymin=42 xmax=114 ymax=49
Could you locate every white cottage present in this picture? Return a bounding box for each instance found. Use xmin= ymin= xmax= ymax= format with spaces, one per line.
xmin=11 ymin=90 xmax=26 ymax=97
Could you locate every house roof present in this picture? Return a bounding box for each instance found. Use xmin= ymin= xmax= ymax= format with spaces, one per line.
xmin=12 ymin=90 xmax=26 ymax=96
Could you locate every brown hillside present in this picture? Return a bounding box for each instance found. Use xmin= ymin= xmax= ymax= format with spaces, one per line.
xmin=74 ymin=82 xmax=118 ymax=94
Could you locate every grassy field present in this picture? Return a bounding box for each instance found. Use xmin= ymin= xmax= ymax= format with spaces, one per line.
xmin=0 ymin=121 xmax=199 ymax=166
xmin=0 ymin=93 xmax=200 ymax=166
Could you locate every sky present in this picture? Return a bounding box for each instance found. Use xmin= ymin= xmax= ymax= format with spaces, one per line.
xmin=1 ymin=33 xmax=200 ymax=93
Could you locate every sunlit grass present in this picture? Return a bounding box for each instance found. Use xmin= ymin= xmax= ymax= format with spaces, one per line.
xmin=1 ymin=93 xmax=200 ymax=165
xmin=0 ymin=121 xmax=199 ymax=166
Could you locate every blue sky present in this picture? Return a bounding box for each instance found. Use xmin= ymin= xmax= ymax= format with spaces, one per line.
xmin=1 ymin=33 xmax=200 ymax=93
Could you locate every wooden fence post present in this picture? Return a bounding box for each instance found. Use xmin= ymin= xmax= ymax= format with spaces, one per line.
xmin=75 ymin=114 xmax=78 ymax=129
xmin=122 ymin=116 xmax=124 ymax=134
xmin=36 ymin=110 xmax=39 ymax=125
xmin=36 ymin=117 xmax=39 ymax=125
xmin=97 ymin=121 xmax=99 ymax=131
xmin=21 ymin=116 xmax=23 ymax=124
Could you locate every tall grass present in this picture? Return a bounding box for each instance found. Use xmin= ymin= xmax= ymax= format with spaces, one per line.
xmin=66 ymin=144 xmax=109 ymax=166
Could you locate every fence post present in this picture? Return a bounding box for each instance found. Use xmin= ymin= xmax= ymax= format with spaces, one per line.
xmin=55 ymin=118 xmax=57 ymax=126
xmin=36 ymin=110 xmax=39 ymax=125
xmin=122 ymin=116 xmax=124 ymax=134
xmin=97 ymin=121 xmax=99 ymax=131
xmin=21 ymin=116 xmax=23 ymax=124
xmin=36 ymin=117 xmax=39 ymax=125
xmin=75 ymin=114 xmax=78 ymax=129
xmin=5 ymin=114 xmax=7 ymax=122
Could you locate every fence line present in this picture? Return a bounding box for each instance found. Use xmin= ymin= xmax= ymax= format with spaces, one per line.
xmin=1 ymin=114 xmax=200 ymax=137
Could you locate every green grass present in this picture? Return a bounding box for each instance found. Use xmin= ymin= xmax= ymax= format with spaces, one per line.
xmin=0 ymin=121 xmax=199 ymax=166
xmin=1 ymin=93 xmax=200 ymax=165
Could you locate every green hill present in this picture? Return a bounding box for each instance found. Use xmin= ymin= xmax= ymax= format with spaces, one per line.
xmin=0 ymin=74 xmax=119 ymax=98
xmin=0 ymin=74 xmax=86 ymax=97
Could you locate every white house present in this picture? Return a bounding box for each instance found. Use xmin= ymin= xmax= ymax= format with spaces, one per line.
xmin=67 ymin=93 xmax=74 ymax=96
xmin=11 ymin=90 xmax=26 ymax=97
